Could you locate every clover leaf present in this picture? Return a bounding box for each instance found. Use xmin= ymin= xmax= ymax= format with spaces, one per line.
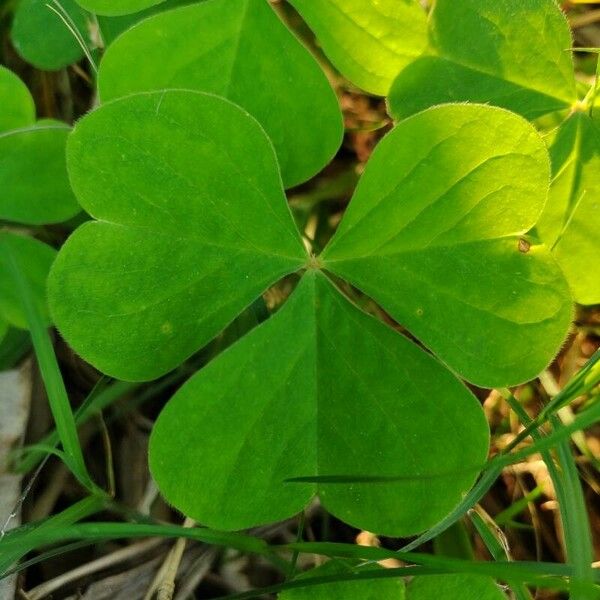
xmin=538 ymin=112 xmax=600 ymax=305
xmin=387 ymin=0 xmax=576 ymax=120
xmin=149 ymin=270 xmax=490 ymax=535
xmin=286 ymin=0 xmax=428 ymax=96
xmin=0 ymin=121 xmax=80 ymax=225
xmin=96 ymin=0 xmax=343 ymax=188
xmin=48 ymin=90 xmax=572 ymax=535
xmin=0 ymin=66 xmax=35 ymax=132
xmin=0 ymin=67 xmax=75 ymax=335
xmin=48 ymin=90 xmax=307 ymax=381
xmin=321 ymin=105 xmax=573 ymax=388
xmin=11 ymin=0 xmax=91 ymax=70
xmin=0 ymin=67 xmax=80 ymax=225
xmin=289 ymin=0 xmax=597 ymax=305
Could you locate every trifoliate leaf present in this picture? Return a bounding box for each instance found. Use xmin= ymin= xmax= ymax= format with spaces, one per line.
xmin=150 ymin=272 xmax=489 ymax=536
xmin=51 ymin=97 xmax=570 ymax=535
xmin=48 ymin=90 xmax=307 ymax=381
xmin=287 ymin=0 xmax=427 ymax=96
xmin=388 ymin=0 xmax=577 ymax=121
xmin=97 ymin=0 xmax=343 ymax=187
xmin=322 ymin=104 xmax=573 ymax=388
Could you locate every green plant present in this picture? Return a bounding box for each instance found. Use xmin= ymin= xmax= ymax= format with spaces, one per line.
xmin=1 ymin=0 xmax=600 ymax=598
xmin=0 ymin=65 xmax=76 ymax=343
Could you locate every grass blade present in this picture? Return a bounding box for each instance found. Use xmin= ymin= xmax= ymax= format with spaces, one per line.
xmin=1 ymin=238 xmax=93 ymax=491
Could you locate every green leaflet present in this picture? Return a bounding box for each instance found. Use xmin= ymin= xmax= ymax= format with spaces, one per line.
xmin=97 ymin=0 xmax=343 ymax=188
xmin=279 ymin=561 xmax=405 ymax=599
xmin=0 ymin=122 xmax=80 ymax=225
xmin=538 ymin=112 xmax=600 ymax=305
xmin=0 ymin=66 xmax=35 ymax=132
xmin=287 ymin=0 xmax=427 ymax=96
xmin=407 ymin=574 xmax=507 ymax=600
xmin=0 ymin=232 xmax=56 ymax=329
xmin=322 ymin=104 xmax=573 ymax=388
xmin=11 ymin=0 xmax=91 ymax=70
xmin=75 ymin=0 xmax=163 ymax=17
xmin=150 ymin=272 xmax=489 ymax=536
xmin=48 ymin=90 xmax=307 ymax=381
xmin=388 ymin=0 xmax=577 ymax=121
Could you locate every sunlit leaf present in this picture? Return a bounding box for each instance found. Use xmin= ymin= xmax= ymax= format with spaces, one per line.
xmin=322 ymin=104 xmax=573 ymax=388
xmin=388 ymin=0 xmax=577 ymax=121
xmin=538 ymin=112 xmax=600 ymax=305
xmin=287 ymin=0 xmax=427 ymax=95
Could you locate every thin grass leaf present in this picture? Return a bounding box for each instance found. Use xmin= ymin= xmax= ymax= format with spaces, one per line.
xmin=494 ymin=487 xmax=544 ymax=526
xmin=0 ymin=522 xmax=269 ymax=558
xmin=0 ymin=495 xmax=106 ymax=576
xmin=14 ymin=370 xmax=182 ymax=474
xmin=0 ymin=237 xmax=93 ymax=491
xmin=217 ymin=567 xmax=568 ymax=600
xmin=470 ymin=510 xmax=533 ymax=600
xmin=539 ymin=370 xmax=597 ymax=599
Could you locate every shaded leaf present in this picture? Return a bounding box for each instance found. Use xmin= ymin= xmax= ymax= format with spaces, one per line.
xmin=97 ymin=0 xmax=343 ymax=187
xmin=388 ymin=0 xmax=576 ymax=121
xmin=150 ymin=272 xmax=489 ymax=536
xmin=322 ymin=104 xmax=572 ymax=388
xmin=287 ymin=0 xmax=427 ymax=95
xmin=0 ymin=66 xmax=35 ymax=132
xmin=11 ymin=0 xmax=90 ymax=70
xmin=0 ymin=122 xmax=80 ymax=225
xmin=48 ymin=90 xmax=307 ymax=381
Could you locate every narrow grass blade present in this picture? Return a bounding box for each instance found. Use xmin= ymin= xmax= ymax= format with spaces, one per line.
xmin=0 ymin=495 xmax=105 ymax=576
xmin=1 ymin=239 xmax=93 ymax=490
